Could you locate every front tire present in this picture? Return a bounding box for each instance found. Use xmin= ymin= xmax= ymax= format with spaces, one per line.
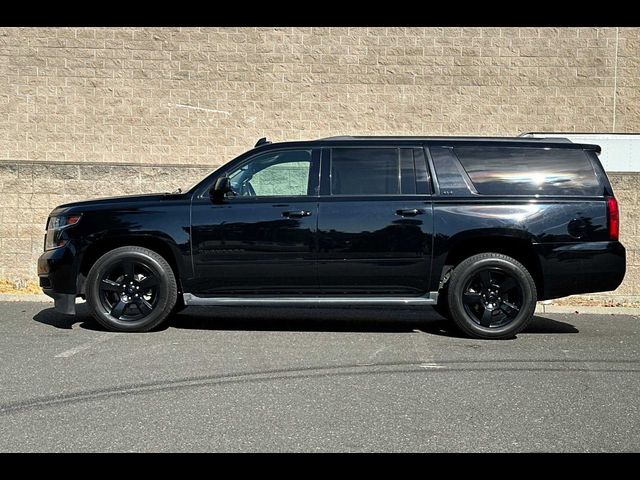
xmin=85 ymin=246 xmax=178 ymax=332
xmin=447 ymin=253 xmax=537 ymax=340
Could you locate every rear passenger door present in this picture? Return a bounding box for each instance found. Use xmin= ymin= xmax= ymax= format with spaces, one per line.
xmin=316 ymin=145 xmax=434 ymax=295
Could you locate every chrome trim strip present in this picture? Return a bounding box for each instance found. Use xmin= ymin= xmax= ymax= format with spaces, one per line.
xmin=183 ymin=292 xmax=438 ymax=306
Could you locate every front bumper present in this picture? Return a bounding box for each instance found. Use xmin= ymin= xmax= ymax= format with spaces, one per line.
xmin=42 ymin=290 xmax=76 ymax=315
xmin=38 ymin=246 xmax=78 ymax=315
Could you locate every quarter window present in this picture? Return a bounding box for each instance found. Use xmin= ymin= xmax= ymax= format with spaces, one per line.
xmin=454 ymin=147 xmax=601 ymax=196
xmin=430 ymin=146 xmax=475 ymax=196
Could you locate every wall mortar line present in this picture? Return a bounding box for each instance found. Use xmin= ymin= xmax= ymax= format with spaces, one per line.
xmin=612 ymin=26 xmax=620 ymax=133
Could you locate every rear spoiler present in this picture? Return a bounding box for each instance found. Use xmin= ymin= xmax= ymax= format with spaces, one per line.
xmin=518 ymin=132 xmax=601 ymax=154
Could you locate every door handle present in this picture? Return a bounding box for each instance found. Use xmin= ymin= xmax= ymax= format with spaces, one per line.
xmin=396 ymin=208 xmax=425 ymax=217
xmin=282 ymin=210 xmax=312 ymax=218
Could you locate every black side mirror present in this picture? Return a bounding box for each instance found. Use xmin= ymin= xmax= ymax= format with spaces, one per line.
xmin=210 ymin=176 xmax=232 ymax=203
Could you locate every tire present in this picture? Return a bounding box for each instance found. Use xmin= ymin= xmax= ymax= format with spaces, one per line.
xmin=85 ymin=246 xmax=178 ymax=332
xmin=447 ymin=253 xmax=537 ymax=340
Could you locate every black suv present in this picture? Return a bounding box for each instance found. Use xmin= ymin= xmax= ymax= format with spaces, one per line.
xmin=38 ymin=136 xmax=625 ymax=339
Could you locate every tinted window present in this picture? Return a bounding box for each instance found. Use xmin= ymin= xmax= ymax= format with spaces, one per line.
xmin=400 ymin=149 xmax=416 ymax=194
xmin=413 ymin=148 xmax=431 ymax=194
xmin=430 ymin=146 xmax=475 ymax=196
xmin=331 ymin=148 xmax=400 ymax=195
xmin=454 ymin=147 xmax=601 ymax=196
xmin=228 ymin=150 xmax=313 ymax=197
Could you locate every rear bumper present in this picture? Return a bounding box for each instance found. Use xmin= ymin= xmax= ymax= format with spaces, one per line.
xmin=38 ymin=246 xmax=78 ymax=315
xmin=536 ymin=241 xmax=626 ymax=300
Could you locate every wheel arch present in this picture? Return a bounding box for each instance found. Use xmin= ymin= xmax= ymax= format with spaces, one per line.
xmin=78 ymin=235 xmax=184 ymax=296
xmin=436 ymin=234 xmax=543 ymax=296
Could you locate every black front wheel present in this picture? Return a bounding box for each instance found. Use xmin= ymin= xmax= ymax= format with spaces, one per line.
xmin=447 ymin=253 xmax=537 ymax=339
xmin=86 ymin=246 xmax=178 ymax=332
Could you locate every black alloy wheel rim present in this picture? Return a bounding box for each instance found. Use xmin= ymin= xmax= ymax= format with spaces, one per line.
xmin=98 ymin=260 xmax=161 ymax=321
xmin=461 ymin=267 xmax=524 ymax=328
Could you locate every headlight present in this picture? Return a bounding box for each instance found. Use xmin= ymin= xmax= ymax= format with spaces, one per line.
xmin=44 ymin=215 xmax=82 ymax=251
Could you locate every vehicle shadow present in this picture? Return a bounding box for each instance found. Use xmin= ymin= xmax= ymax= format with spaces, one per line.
xmin=32 ymin=304 xmax=579 ymax=337
xmin=32 ymin=303 xmax=100 ymax=331
xmin=170 ymin=306 xmax=579 ymax=337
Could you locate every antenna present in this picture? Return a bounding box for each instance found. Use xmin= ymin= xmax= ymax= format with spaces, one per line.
xmin=254 ymin=137 xmax=271 ymax=147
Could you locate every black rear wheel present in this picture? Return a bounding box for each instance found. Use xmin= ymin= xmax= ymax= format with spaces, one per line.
xmin=447 ymin=253 xmax=537 ymax=339
xmin=86 ymin=246 xmax=177 ymax=332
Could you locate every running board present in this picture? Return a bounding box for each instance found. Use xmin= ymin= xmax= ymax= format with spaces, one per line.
xmin=183 ymin=292 xmax=438 ymax=306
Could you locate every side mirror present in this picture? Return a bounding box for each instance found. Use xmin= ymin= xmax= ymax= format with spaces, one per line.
xmin=210 ymin=176 xmax=232 ymax=203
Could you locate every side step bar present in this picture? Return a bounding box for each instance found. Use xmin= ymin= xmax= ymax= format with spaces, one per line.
xmin=183 ymin=292 xmax=438 ymax=306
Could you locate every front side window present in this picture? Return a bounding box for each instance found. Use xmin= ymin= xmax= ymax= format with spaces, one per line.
xmin=227 ymin=150 xmax=313 ymax=197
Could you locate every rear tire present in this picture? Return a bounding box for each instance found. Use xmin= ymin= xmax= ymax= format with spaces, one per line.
xmin=86 ymin=246 xmax=178 ymax=332
xmin=447 ymin=253 xmax=537 ymax=340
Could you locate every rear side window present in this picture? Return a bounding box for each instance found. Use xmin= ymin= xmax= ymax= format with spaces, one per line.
xmin=399 ymin=148 xmax=432 ymax=195
xmin=454 ymin=147 xmax=602 ymax=196
xmin=400 ymin=149 xmax=416 ymax=194
xmin=331 ymin=148 xmax=398 ymax=195
xmin=331 ymin=147 xmax=421 ymax=195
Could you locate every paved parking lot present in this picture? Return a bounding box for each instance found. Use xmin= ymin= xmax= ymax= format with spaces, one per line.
xmin=0 ymin=301 xmax=639 ymax=452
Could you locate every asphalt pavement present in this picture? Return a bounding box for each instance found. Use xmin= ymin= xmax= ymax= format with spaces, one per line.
xmin=0 ymin=301 xmax=638 ymax=452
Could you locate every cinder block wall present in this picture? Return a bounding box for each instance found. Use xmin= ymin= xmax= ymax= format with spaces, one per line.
xmin=1 ymin=27 xmax=639 ymax=300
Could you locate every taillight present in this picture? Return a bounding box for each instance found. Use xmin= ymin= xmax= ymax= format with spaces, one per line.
xmin=607 ymin=196 xmax=619 ymax=241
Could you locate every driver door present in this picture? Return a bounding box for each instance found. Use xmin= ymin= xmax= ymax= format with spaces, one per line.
xmin=190 ymin=148 xmax=320 ymax=295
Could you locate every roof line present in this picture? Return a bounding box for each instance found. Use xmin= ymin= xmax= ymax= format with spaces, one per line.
xmin=521 ymin=131 xmax=640 ymax=136
xmin=316 ymin=135 xmax=572 ymax=142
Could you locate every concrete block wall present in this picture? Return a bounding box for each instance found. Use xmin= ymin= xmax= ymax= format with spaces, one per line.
xmin=0 ymin=161 xmax=212 ymax=282
xmin=0 ymin=27 xmax=639 ymax=299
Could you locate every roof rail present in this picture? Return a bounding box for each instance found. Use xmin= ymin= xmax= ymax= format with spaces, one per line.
xmin=518 ymin=132 xmax=573 ymax=143
xmin=318 ymin=136 xmax=355 ymax=140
